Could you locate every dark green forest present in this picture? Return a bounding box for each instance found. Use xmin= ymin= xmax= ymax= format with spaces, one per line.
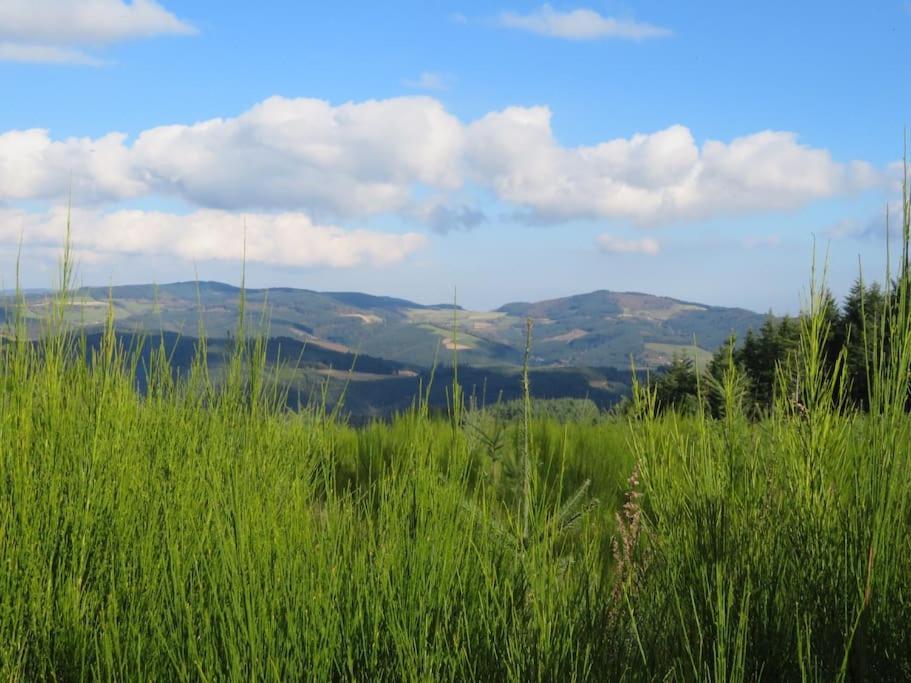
xmin=649 ymin=277 xmax=890 ymax=416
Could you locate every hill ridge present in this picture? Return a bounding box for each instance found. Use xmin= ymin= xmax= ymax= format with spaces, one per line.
xmin=75 ymin=280 xmax=760 ymax=316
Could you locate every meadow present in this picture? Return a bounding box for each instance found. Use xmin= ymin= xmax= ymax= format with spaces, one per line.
xmin=2 ymin=206 xmax=911 ymax=681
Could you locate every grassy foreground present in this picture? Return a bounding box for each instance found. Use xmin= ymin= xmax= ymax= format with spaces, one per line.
xmin=3 ymin=216 xmax=911 ymax=681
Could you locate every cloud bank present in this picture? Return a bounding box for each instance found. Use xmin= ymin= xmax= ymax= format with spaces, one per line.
xmin=0 ymin=95 xmax=888 ymax=268
xmin=466 ymin=110 xmax=879 ymax=225
xmin=0 ymin=207 xmax=427 ymax=268
xmin=0 ymin=96 xmax=882 ymax=228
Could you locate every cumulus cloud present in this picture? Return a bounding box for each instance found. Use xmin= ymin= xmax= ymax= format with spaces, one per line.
xmin=0 ymin=129 xmax=143 ymax=203
xmin=130 ymin=96 xmax=464 ymax=216
xmin=0 ymin=0 xmax=194 ymax=64
xmin=499 ymin=4 xmax=670 ymax=40
xmin=0 ymin=96 xmax=886 ymax=228
xmin=466 ymin=107 xmax=880 ymax=225
xmin=596 ymin=234 xmax=659 ymax=254
xmin=0 ymin=207 xmax=427 ymax=268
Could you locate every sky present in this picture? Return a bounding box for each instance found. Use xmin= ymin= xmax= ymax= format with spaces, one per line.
xmin=0 ymin=1 xmax=908 ymax=313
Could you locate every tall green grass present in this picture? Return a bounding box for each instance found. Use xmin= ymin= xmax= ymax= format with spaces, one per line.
xmin=0 ymin=185 xmax=910 ymax=680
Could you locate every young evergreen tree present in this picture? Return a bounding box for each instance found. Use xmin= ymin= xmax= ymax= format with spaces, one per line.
xmin=654 ymin=353 xmax=699 ymax=414
xmin=704 ymin=333 xmax=750 ymax=418
xmin=842 ymin=278 xmax=885 ymax=407
xmin=696 ymin=274 xmax=900 ymax=417
xmin=741 ymin=314 xmax=786 ymax=410
xmin=820 ymin=287 xmax=845 ymax=371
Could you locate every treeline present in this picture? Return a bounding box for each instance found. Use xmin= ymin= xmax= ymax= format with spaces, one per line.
xmin=649 ymin=277 xmax=888 ymax=416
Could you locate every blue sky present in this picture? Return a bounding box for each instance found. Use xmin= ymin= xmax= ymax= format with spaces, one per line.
xmin=0 ymin=1 xmax=907 ymax=312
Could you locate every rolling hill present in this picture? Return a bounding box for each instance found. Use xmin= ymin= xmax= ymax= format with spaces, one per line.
xmin=8 ymin=281 xmax=767 ymax=368
xmin=3 ymin=282 xmax=769 ymax=416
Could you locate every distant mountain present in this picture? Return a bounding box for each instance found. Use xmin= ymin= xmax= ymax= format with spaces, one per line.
xmin=496 ymin=290 xmax=767 ymax=368
xmin=8 ymin=282 xmax=765 ymax=369
xmin=11 ymin=281 xmax=769 ymax=370
xmin=5 ymin=282 xmax=771 ymax=417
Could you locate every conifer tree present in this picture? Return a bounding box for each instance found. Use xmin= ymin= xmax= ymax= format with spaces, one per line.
xmin=654 ymin=353 xmax=698 ymax=413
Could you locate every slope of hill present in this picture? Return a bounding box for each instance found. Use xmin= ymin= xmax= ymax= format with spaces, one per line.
xmin=7 ymin=281 xmax=769 ymax=371
xmin=68 ymin=331 xmax=634 ymax=420
xmin=497 ymin=290 xmax=767 ymax=367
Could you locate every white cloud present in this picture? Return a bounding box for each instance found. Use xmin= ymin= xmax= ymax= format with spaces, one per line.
xmin=0 ymin=129 xmax=144 ymax=203
xmin=0 ymin=96 xmax=886 ymax=228
xmin=0 ymin=97 xmax=464 ymax=216
xmin=0 ymin=0 xmax=194 ymax=64
xmin=596 ymin=234 xmax=659 ymax=254
xmin=499 ymin=4 xmax=670 ymax=41
xmin=0 ymin=0 xmax=194 ymax=44
xmin=466 ymin=107 xmax=880 ymax=225
xmin=0 ymin=207 xmax=428 ymax=268
xmin=130 ymin=96 xmax=465 ymax=215
xmin=402 ymin=72 xmax=450 ymax=91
